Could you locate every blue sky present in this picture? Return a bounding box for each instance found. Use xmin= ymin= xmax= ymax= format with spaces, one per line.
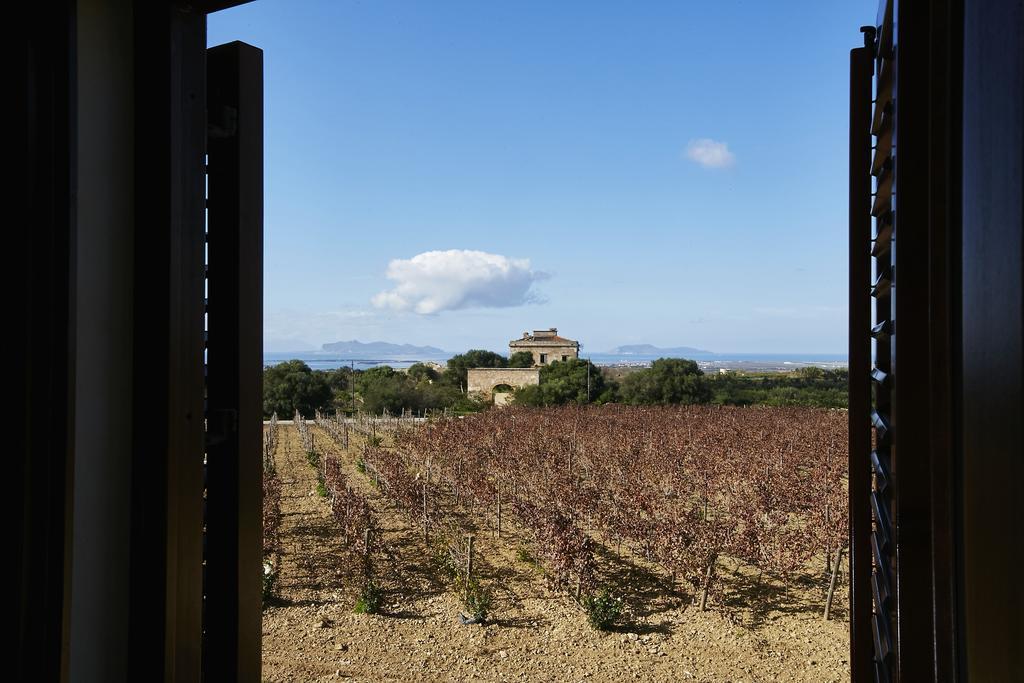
xmin=209 ymin=0 xmax=872 ymax=355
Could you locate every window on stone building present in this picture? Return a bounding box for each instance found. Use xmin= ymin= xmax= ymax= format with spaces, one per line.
xmin=540 ymin=353 xmax=547 ymax=364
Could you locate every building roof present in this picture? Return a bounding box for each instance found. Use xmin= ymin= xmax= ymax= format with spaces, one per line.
xmin=509 ymin=336 xmax=578 ymax=345
xmin=509 ymin=329 xmax=579 ymax=346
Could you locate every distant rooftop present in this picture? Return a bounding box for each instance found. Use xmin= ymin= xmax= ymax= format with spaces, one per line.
xmin=510 ymin=328 xmax=579 ymax=346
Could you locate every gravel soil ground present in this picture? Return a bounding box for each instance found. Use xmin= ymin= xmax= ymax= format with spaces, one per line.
xmin=261 ymin=424 xmax=850 ymax=682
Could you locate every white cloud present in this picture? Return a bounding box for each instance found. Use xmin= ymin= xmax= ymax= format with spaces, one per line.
xmin=685 ymin=138 xmax=736 ymax=169
xmin=371 ymin=249 xmax=547 ymax=315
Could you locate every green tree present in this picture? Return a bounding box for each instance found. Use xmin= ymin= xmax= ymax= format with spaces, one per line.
xmin=356 ymin=366 xmax=398 ymax=395
xmin=263 ymin=360 xmax=333 ymax=418
xmin=324 ymin=365 xmax=354 ymax=393
xmin=708 ymin=367 xmax=847 ymax=408
xmin=513 ymin=358 xmax=614 ymax=406
xmin=796 ymin=366 xmax=825 ymax=380
xmin=511 ymin=384 xmax=543 ymax=406
xmin=619 ymin=358 xmax=711 ymax=405
xmin=420 ymin=382 xmax=487 ymax=414
xmin=443 ymin=349 xmax=508 ymax=389
xmin=508 ymin=351 xmax=535 ymax=368
xmin=324 ymin=366 xmax=357 ymax=413
xmin=407 ymin=362 xmax=441 ymax=384
xmin=360 ymin=372 xmax=421 ymax=415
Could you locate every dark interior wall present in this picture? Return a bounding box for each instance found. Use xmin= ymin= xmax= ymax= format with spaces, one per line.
xmin=960 ymin=0 xmax=1024 ymax=679
xmin=68 ymin=1 xmax=136 ymax=680
xmin=15 ymin=1 xmax=76 ymax=679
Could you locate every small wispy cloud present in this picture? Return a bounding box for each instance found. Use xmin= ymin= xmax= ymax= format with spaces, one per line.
xmin=753 ymin=305 xmax=843 ymax=319
xmin=685 ymin=138 xmax=736 ymax=169
xmin=372 ymin=249 xmax=547 ymax=315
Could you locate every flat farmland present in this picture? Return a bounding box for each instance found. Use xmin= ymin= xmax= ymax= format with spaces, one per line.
xmin=260 ymin=406 xmax=850 ymax=682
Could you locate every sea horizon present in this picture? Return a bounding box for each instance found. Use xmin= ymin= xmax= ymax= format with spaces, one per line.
xmin=264 ymin=350 xmax=847 ymax=372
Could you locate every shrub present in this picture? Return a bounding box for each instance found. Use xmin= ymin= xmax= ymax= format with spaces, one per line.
xmin=582 ymin=587 xmax=622 ymax=630
xmin=306 ymin=449 xmax=320 ymax=468
xmin=354 ymin=579 xmax=383 ymax=614
xmin=516 ymin=546 xmax=536 ymax=564
xmin=459 ymin=577 xmax=494 ymax=623
xmin=430 ymin=538 xmax=459 ymax=580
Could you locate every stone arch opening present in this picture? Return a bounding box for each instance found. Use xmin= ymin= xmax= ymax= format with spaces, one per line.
xmin=492 ymin=384 xmax=515 ymax=405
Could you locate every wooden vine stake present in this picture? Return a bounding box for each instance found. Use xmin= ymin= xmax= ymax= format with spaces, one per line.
xmin=465 ymin=535 xmax=475 ymax=603
xmin=824 ymin=492 xmax=832 ymax=574
xmin=824 ymin=546 xmax=845 ymax=621
xmin=496 ymin=489 xmax=502 ymax=539
xmin=422 ymin=465 xmax=430 ymax=543
xmin=700 ymin=558 xmax=716 ymax=611
xmin=363 ymin=528 xmax=372 ymax=580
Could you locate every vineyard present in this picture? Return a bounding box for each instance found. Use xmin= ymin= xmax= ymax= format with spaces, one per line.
xmin=260 ymin=405 xmax=851 ymax=682
xmin=261 ymin=413 xmax=282 ymax=598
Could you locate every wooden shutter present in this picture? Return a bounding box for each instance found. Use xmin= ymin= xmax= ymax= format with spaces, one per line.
xmin=204 ymin=41 xmax=264 ymax=682
xmin=868 ymin=3 xmax=896 ymax=680
xmin=850 ymin=1 xmax=897 ymax=680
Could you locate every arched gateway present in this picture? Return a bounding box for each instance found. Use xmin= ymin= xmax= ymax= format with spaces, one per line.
xmin=465 ymin=367 xmax=540 ymax=403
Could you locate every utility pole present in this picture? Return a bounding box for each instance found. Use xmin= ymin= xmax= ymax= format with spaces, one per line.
xmin=582 ymin=343 xmax=591 ymax=402
xmin=587 ymin=357 xmax=591 ymax=402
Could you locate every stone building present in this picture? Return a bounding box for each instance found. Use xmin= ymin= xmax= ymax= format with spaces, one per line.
xmin=465 ymin=328 xmax=580 ymax=403
xmin=466 ymin=367 xmax=540 ymax=405
xmin=509 ymin=328 xmax=580 ymax=367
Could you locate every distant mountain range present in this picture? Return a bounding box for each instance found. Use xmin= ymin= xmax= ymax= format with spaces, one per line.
xmin=320 ymin=340 xmax=450 ymax=359
xmin=601 ymin=344 xmax=715 ymax=357
xmin=317 ymin=340 xmax=714 ymax=359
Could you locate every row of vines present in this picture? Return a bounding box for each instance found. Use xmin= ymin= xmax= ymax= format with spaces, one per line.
xmin=376 ymin=405 xmax=848 ymax=619
xmin=262 ymin=413 xmax=282 ymax=598
xmin=294 ymin=410 xmax=393 ymax=613
xmin=297 ymin=405 xmax=847 ymax=628
xmin=317 ymin=410 xmax=496 ymax=622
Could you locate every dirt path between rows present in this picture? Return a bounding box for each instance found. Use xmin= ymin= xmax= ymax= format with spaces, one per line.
xmin=261 ymin=424 xmax=850 ymax=682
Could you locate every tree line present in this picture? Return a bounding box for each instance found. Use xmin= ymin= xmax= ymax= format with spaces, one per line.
xmin=263 ymin=350 xmax=532 ymax=418
xmin=510 ymin=359 xmax=846 ymax=409
xmin=263 ymin=351 xmax=848 ymax=418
